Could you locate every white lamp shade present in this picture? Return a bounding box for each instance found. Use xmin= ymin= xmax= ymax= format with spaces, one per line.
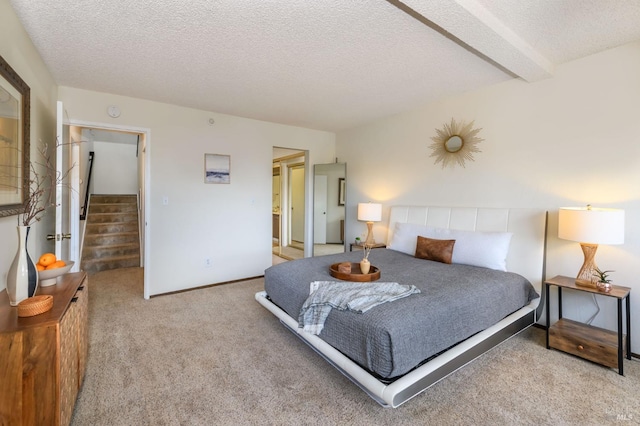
xmin=558 ymin=207 xmax=625 ymax=245
xmin=357 ymin=203 xmax=382 ymax=222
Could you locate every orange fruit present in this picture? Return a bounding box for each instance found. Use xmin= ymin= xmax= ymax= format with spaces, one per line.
xmin=46 ymin=260 xmax=66 ymax=270
xmin=38 ymin=253 xmax=57 ymax=267
xmin=36 ymin=264 xmax=45 ymax=271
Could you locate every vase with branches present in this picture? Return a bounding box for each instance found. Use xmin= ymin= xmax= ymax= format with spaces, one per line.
xmin=360 ymin=244 xmax=372 ymax=274
xmin=4 ymin=140 xmax=73 ymax=306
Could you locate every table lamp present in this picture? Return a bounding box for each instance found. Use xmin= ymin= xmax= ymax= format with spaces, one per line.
xmin=357 ymin=202 xmax=382 ymax=247
xmin=558 ymin=205 xmax=625 ymax=287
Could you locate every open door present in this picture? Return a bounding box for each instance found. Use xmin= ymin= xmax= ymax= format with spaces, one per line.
xmin=312 ymin=163 xmax=346 ymax=256
xmin=313 ymin=174 xmax=327 ymax=244
xmin=49 ymin=101 xmax=80 ymax=271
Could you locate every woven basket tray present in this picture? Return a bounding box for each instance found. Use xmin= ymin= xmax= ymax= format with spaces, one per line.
xmin=18 ymin=295 xmax=53 ymax=317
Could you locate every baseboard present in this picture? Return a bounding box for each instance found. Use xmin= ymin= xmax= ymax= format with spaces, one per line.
xmin=151 ymin=275 xmax=264 ymax=298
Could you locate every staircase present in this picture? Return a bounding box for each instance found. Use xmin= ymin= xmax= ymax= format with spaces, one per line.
xmin=81 ymin=194 xmax=141 ymax=274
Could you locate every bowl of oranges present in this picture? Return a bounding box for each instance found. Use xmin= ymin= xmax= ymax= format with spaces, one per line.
xmin=36 ymin=253 xmax=74 ymax=287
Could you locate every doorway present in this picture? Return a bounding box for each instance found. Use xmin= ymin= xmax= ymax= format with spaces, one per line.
xmin=272 ymin=148 xmax=306 ymax=262
xmin=289 ymin=165 xmax=305 ymax=244
xmin=67 ymin=119 xmax=150 ymax=298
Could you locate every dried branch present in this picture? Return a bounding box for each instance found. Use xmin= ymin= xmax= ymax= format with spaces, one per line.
xmin=363 ymin=244 xmax=372 ymax=261
xmin=1 ymin=139 xmax=77 ymax=226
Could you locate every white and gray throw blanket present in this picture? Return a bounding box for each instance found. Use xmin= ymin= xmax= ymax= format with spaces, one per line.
xmin=298 ymin=281 xmax=421 ymax=335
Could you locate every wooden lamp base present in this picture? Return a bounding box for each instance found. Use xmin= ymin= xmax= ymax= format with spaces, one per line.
xmin=574 ymin=243 xmax=598 ymax=288
xmin=364 ymin=221 xmax=376 ymax=246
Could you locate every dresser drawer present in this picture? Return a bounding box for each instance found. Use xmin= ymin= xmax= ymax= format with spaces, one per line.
xmin=549 ymin=318 xmax=624 ymax=369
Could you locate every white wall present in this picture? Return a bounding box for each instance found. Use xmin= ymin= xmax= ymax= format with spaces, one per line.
xmin=92 ymin=141 xmax=138 ymax=194
xmin=337 ymin=41 xmax=640 ymax=353
xmin=58 ymin=86 xmax=336 ymax=295
xmin=0 ymin=0 xmax=57 ymax=291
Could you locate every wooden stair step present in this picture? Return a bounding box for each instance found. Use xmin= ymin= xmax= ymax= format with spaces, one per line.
xmin=81 ymin=243 xmax=140 ymax=260
xmin=81 ymin=194 xmax=140 ymax=274
xmin=82 ymin=254 xmax=140 ymax=263
xmin=84 ymin=231 xmax=138 ymax=240
xmin=85 ymin=222 xmax=138 ymax=233
xmin=88 ymin=204 xmax=138 ymax=213
xmin=81 ymin=255 xmax=140 ymax=274
xmin=89 ymin=195 xmax=137 ymax=204
xmin=86 ymin=213 xmax=138 ymax=223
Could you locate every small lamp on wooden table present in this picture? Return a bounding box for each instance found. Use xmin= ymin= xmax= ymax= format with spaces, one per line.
xmin=558 ymin=205 xmax=625 ymax=288
xmin=357 ymin=202 xmax=382 ymax=247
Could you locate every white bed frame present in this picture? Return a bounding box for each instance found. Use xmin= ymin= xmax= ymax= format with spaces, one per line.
xmin=256 ymin=206 xmax=548 ymax=407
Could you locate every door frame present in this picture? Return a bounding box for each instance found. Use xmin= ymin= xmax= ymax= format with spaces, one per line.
xmin=55 ymin=101 xmax=81 ymax=268
xmin=67 ymin=119 xmax=152 ymax=299
xmin=288 ymin=163 xmax=305 ymax=245
xmin=273 ymin=148 xmax=312 ymax=257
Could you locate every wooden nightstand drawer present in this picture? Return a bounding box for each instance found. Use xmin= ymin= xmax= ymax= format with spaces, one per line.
xmin=549 ymin=318 xmax=625 ymax=369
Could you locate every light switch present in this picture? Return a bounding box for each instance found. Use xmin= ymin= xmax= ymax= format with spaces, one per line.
xmin=162 ymin=196 xmax=169 ymax=205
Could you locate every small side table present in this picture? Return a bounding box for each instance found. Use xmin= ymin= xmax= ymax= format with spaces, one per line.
xmin=545 ymin=275 xmax=631 ymax=375
xmin=349 ymin=243 xmax=386 ymax=252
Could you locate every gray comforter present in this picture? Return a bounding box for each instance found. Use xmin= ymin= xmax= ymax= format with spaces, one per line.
xmin=264 ymin=249 xmax=538 ymax=380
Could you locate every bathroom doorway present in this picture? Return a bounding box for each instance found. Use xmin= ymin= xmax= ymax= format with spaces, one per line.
xmin=272 ymin=148 xmax=306 ymax=261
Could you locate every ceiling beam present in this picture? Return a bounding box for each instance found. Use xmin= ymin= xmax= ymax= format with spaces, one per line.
xmin=389 ymin=0 xmax=554 ymax=82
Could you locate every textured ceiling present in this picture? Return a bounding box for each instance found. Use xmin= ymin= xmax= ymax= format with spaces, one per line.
xmin=9 ymin=0 xmax=640 ymax=132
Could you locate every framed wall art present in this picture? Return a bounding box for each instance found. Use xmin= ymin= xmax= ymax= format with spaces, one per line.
xmin=0 ymin=55 xmax=30 ymax=218
xmin=204 ymin=153 xmax=230 ymax=184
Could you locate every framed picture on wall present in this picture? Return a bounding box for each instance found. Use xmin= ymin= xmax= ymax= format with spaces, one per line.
xmin=0 ymin=54 xmax=30 ymax=218
xmin=338 ymin=178 xmax=345 ymax=206
xmin=204 ymin=154 xmax=230 ymax=184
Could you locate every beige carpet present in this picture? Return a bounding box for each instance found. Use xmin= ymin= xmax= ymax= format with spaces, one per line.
xmin=72 ymin=267 xmax=639 ymax=425
xmin=273 ymin=243 xmax=344 ymax=260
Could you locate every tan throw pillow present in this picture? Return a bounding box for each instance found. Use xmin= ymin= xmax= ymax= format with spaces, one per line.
xmin=415 ymin=236 xmax=455 ymax=264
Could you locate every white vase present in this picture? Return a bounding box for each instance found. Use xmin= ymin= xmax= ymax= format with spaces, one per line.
xmin=360 ymin=259 xmax=371 ymax=274
xmin=6 ymin=226 xmax=39 ymax=306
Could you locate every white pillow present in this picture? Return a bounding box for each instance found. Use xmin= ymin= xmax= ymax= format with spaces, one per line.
xmin=387 ymin=222 xmax=432 ymax=255
xmin=388 ymin=222 xmax=513 ymax=271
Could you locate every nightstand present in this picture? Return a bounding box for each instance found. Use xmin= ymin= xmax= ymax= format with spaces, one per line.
xmin=349 ymin=243 xmax=386 ymax=252
xmin=545 ymin=275 xmax=631 ymax=375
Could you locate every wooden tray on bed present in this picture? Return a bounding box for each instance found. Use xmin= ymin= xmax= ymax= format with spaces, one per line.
xmin=329 ymin=262 xmax=380 ymax=282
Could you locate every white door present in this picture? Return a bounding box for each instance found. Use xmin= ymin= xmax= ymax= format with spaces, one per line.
xmin=52 ymin=101 xmax=80 ymax=271
xmin=313 ymin=175 xmax=327 ymax=244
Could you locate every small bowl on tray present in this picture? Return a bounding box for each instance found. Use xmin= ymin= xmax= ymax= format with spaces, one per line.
xmin=39 ymin=261 xmax=74 ymax=287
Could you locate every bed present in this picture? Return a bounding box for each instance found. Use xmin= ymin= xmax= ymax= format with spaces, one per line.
xmin=256 ymin=206 xmax=547 ymax=407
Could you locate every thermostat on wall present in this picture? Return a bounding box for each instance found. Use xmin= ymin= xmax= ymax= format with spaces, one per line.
xmin=107 ymin=105 xmax=121 ymax=118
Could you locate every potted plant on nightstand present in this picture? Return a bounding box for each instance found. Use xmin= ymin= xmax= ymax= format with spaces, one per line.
xmin=593 ymin=268 xmax=614 ymax=293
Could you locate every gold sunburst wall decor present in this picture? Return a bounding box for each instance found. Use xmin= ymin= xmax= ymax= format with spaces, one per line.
xmin=429 ymin=118 xmax=483 ymax=168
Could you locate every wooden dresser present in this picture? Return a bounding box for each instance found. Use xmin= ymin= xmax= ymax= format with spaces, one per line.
xmin=0 ymin=272 xmax=89 ymax=426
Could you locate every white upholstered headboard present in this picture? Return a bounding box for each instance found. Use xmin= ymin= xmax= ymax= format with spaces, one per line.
xmin=387 ymin=206 xmax=547 ymax=291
